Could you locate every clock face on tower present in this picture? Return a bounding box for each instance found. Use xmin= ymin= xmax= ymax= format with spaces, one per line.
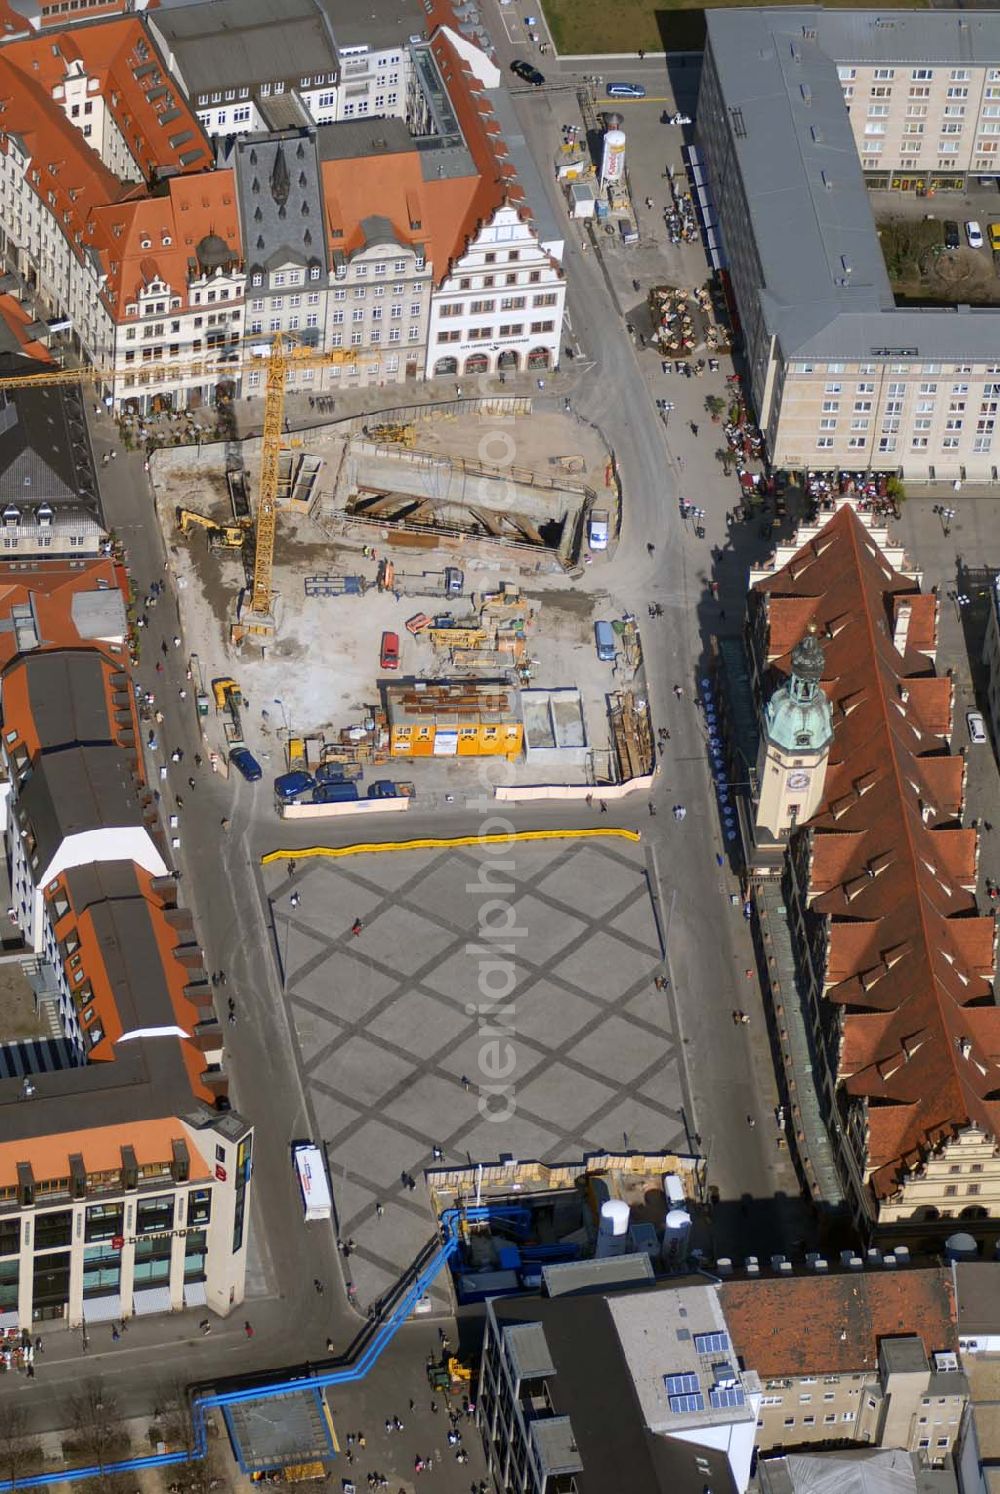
xmin=787 ymin=770 xmax=811 ymax=791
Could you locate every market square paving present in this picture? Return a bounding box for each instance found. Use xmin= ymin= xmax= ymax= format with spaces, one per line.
xmin=261 ymin=837 xmax=687 ymax=1309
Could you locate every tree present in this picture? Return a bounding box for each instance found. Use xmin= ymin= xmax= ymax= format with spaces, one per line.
xmin=64 ymin=1379 xmax=132 ymax=1494
xmin=715 ymin=447 xmax=733 ymax=477
xmin=886 ymin=475 xmax=907 ymax=506
xmin=705 ymin=394 xmax=726 ymax=422
xmin=0 ymin=1403 xmax=41 ymax=1489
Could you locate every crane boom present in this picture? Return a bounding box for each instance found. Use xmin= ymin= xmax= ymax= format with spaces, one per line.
xmin=0 ymin=335 xmax=359 ymax=640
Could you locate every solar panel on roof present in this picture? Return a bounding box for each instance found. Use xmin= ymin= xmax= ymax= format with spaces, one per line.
xmin=694 ymin=1331 xmax=729 ymax=1354
xmin=709 ymin=1386 xmax=746 ymax=1410
xmin=669 ymin=1392 xmax=706 ymax=1414
xmin=664 ymin=1372 xmax=699 ymax=1396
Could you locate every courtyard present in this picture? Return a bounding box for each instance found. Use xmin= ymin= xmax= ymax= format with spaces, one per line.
xmin=259 ymin=834 xmax=688 ymax=1311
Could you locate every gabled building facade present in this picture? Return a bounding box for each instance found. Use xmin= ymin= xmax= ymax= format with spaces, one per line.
xmin=746 ymin=501 xmax=1000 ymax=1236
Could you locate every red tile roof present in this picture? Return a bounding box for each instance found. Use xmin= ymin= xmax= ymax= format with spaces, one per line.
xmin=2 ymin=18 xmax=208 ymax=181
xmin=0 ymin=293 xmax=53 ymax=362
xmin=720 ymin=1269 xmax=957 ymax=1378
xmin=0 ymin=556 xmax=127 ymax=671
xmin=753 ymin=504 xmax=999 ymax=1200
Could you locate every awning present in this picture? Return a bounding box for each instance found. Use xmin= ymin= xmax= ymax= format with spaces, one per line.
xmin=132 ymin=1285 xmax=173 ymax=1317
xmin=83 ymin=1294 xmax=121 ymax=1325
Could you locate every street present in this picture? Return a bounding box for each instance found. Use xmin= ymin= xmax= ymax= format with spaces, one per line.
xmin=0 ymin=29 xmax=812 ymax=1493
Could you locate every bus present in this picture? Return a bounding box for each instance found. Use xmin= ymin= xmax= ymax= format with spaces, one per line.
xmin=292 ymin=1143 xmax=332 ymax=1222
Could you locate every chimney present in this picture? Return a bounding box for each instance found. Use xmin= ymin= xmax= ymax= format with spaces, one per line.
xmin=894 ymin=601 xmax=912 ymax=655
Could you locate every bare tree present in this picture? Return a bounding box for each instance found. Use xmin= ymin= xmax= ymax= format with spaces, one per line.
xmin=0 ymin=1403 xmax=41 ymax=1489
xmin=159 ymin=1381 xmax=226 ymax=1494
xmin=64 ymin=1379 xmax=132 ymax=1494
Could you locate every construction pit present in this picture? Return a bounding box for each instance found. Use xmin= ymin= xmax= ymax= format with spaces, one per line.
xmin=151 ymin=406 xmax=652 ymax=799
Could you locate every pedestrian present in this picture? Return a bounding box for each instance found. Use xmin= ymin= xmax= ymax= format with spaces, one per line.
xmin=290 ymin=891 xmax=301 ymax=909
xmin=175 ymin=795 xmax=184 ymax=809
xmin=194 ymin=753 xmax=202 ymax=767
xmin=719 ymin=609 xmax=726 ymax=622
xmin=326 ymin=1338 xmax=335 ymax=1353
xmin=673 ymin=683 xmax=684 ymax=698
xmin=375 ymin=1201 xmax=384 ymax=1218
xmin=648 ymin=803 xmax=656 ymax=816
xmin=638 ymin=46 xmax=645 ymax=57
xmin=600 ymin=799 xmax=608 ymax=813
xmin=690 ymin=421 xmax=699 ymax=437
xmin=160 ymin=641 xmax=168 ymax=657
xmin=747 ymin=1114 xmax=756 ymax=1128
xmin=178 ymin=688 xmax=187 ymax=701
xmin=647 ymin=541 xmax=655 ymax=555
xmin=172 ymin=635 xmax=181 ymax=647
xmin=199 ymin=1319 xmax=212 ymax=1336
xmin=358 ymin=1433 xmax=366 ymax=1450
xmin=313 ymin=1278 xmax=324 ymax=1295
xmin=155 ymin=661 xmax=163 ymax=673
xmin=461 ymin=1074 xmax=470 ymax=1090
xmin=112 ymin=1324 xmax=120 ymax=1341
xmin=585 ymin=792 xmax=593 ymax=808
xmin=351 ymin=916 xmax=363 ymax=936
xmin=244 ymin=1320 xmax=254 ymax=1339
xmin=288 ymin=858 xmax=297 ymax=875
xmin=430 ymin=1401 xmax=438 ymax=1415
xmin=432 ymin=1144 xmax=443 ymax=1160
xmin=986 ymin=821 xmax=994 ymax=833
xmin=187 ymin=776 xmax=196 ymax=790
xmin=26 ymin=1363 xmax=33 ymax=1379
xmin=34 ymin=1337 xmax=41 ymax=1354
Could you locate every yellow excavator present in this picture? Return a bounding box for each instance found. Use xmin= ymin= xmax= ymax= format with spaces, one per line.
xmin=176 ymin=508 xmax=248 ymax=549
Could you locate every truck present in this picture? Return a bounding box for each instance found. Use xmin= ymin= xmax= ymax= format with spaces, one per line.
xmin=292 ymin=1143 xmax=332 ymax=1222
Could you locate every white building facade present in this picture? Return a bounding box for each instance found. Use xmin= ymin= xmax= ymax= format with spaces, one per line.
xmin=427 ymin=203 xmax=565 ymax=379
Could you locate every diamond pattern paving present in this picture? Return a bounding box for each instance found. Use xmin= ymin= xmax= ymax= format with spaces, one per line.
xmin=261 ymin=839 xmax=689 ymax=1314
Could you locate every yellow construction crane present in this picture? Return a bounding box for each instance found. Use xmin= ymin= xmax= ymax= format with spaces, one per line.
xmin=0 ymin=334 xmax=358 ymax=641
xmin=236 ymin=333 xmax=357 ymax=640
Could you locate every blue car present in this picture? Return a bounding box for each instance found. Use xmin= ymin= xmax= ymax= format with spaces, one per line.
xmin=229 ymin=747 xmax=262 ymax=782
xmin=274 ymin=770 xmax=316 ymax=803
xmin=607 ymin=82 xmax=646 ymax=99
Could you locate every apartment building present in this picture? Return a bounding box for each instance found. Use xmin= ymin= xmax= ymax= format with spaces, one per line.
xmin=232 ymin=129 xmax=326 ymax=400
xmin=743 ymin=500 xmax=1000 ymax=1236
xmin=697 ymin=10 xmax=1000 ymax=482
xmin=0 ymin=306 xmax=103 ymax=555
xmin=425 ymin=26 xmax=565 ymax=378
xmin=319 ymin=121 xmax=432 ymax=388
xmin=150 ymin=0 xmax=424 ymax=138
xmin=0 ymin=558 xmax=249 ymax=1329
xmin=981 ymin=574 xmax=1000 ymax=752
xmin=479 ymin=1271 xmax=759 ymax=1494
xmin=721 ymin=1271 xmax=964 ymax=1459
xmin=0 ymin=17 xmax=210 ymax=377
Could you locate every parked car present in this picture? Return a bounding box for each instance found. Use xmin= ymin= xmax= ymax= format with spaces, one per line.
xmin=313 ymin=781 xmax=359 ymax=804
xmin=274 ymin=770 xmax=316 ymax=803
xmin=588 ymin=509 xmax=610 ymax=550
xmin=944 ymin=220 xmax=961 ymax=249
xmin=607 ymin=81 xmax=647 ymax=98
xmin=989 ymin=222 xmax=1000 ymax=253
xmin=594 ymin=620 xmax=616 ymax=662
xmin=966 ymin=220 xmax=984 ymax=249
xmin=967 ymin=710 xmax=988 ymax=745
xmin=367 ymin=780 xmax=399 ymax=799
xmin=511 ymin=60 xmax=545 ymax=86
xmin=229 ymin=747 xmax=262 ymax=782
xmin=380 ymin=630 xmax=400 ymax=670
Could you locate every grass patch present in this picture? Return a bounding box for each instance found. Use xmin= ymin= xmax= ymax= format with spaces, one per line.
xmin=542 ymin=0 xmax=927 ymax=56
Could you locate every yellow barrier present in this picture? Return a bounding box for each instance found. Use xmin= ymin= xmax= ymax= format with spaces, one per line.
xmin=260 ymin=827 xmax=641 ymax=864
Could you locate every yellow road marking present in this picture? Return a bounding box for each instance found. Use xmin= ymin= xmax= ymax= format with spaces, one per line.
xmin=261 ymin=827 xmax=641 ymax=864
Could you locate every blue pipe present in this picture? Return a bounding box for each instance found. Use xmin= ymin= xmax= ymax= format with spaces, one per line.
xmin=0 ymin=1204 xmax=508 ymax=1492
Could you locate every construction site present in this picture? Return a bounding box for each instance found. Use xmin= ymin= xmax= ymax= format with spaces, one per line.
xmin=150 ymin=381 xmax=653 ymax=798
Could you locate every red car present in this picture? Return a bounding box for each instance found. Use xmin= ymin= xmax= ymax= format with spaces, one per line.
xmin=380 ymin=630 xmax=400 ymax=670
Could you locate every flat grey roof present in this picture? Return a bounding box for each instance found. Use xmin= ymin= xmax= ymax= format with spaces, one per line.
xmin=775 ymin=7 xmax=1000 ymax=66
xmin=486 ymin=84 xmax=562 ymax=250
xmin=956 ymin=1261 xmax=1000 ymax=1335
xmin=504 ymin=1321 xmax=556 ymax=1381
xmin=490 ymin=1288 xmax=741 ymax=1494
xmin=70 ymin=589 xmax=128 ymax=641
xmin=150 ymin=0 xmax=338 ymax=95
xmin=316 ymin=116 xmax=413 ymax=161
xmin=703 ymin=8 xmax=1000 ymax=361
xmin=880 ymin=1336 xmax=928 ymax=1375
xmin=24 ymin=651 xmax=112 ymax=748
xmin=19 ymin=745 xmax=146 ymax=872
xmin=704 ymin=9 xmax=892 ymax=362
xmin=0 ymin=862 xmax=226 ymax=1142
xmin=315 ymin=0 xmax=425 ymax=52
xmin=543 ymin=1253 xmax=654 ymax=1298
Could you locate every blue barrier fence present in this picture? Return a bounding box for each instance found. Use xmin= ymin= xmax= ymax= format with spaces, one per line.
xmin=0 ymin=1205 xmax=502 ymax=1492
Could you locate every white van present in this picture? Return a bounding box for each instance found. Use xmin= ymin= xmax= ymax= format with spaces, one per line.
xmin=292 ymin=1143 xmax=332 ymax=1222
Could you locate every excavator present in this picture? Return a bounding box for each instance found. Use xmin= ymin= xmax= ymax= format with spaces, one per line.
xmin=176 ymin=507 xmax=249 ymax=550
